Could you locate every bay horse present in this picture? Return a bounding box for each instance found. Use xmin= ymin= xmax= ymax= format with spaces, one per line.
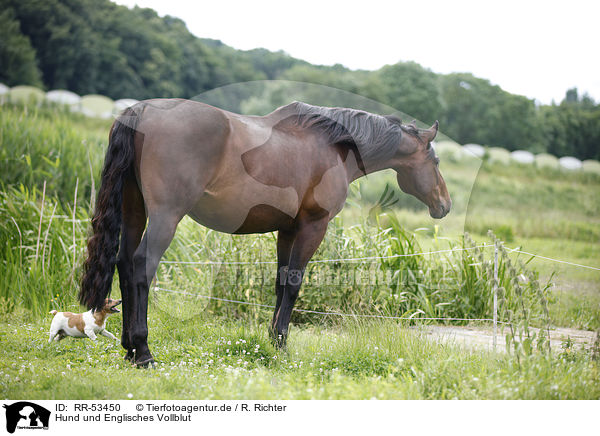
xmin=79 ymin=99 xmax=451 ymax=367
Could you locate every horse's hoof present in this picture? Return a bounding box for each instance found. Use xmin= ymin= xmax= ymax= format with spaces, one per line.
xmin=271 ymin=333 xmax=287 ymax=350
xmin=124 ymin=350 xmax=135 ymax=362
xmin=135 ymin=357 xmax=155 ymax=369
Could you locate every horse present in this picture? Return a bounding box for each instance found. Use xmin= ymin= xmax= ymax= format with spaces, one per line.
xmin=79 ymin=99 xmax=451 ymax=367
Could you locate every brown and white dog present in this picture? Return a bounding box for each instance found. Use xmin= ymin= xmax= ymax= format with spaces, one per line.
xmin=48 ymin=298 xmax=121 ymax=342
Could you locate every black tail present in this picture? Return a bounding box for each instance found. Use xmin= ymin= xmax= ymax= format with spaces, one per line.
xmin=79 ymin=106 xmax=141 ymax=311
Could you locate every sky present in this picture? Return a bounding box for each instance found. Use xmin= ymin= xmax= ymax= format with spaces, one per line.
xmin=113 ymin=0 xmax=600 ymax=104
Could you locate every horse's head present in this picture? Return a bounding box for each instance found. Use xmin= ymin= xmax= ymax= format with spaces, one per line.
xmin=392 ymin=120 xmax=451 ymax=219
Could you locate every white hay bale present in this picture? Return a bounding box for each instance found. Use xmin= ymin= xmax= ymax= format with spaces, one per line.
xmin=487 ymin=147 xmax=511 ymax=164
xmin=114 ymin=98 xmax=139 ymax=114
xmin=0 ymin=83 xmax=8 ymax=104
xmin=559 ymin=156 xmax=582 ymax=170
xmin=46 ymin=89 xmax=81 ymax=106
xmin=433 ymin=140 xmax=463 ymax=160
xmin=8 ymin=85 xmax=45 ymax=104
xmin=535 ymin=153 xmax=559 ymax=169
xmin=511 ymin=150 xmax=535 ymax=164
xmin=78 ymin=94 xmax=114 ymax=119
xmin=582 ymin=160 xmax=600 ymax=174
xmin=463 ymin=143 xmax=485 ymax=158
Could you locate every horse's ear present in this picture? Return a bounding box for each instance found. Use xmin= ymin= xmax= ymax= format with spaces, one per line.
xmin=385 ymin=115 xmax=402 ymax=126
xmin=423 ymin=120 xmax=438 ymax=142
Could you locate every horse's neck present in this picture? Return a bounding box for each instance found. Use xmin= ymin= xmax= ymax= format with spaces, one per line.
xmin=343 ymin=148 xmax=394 ymax=183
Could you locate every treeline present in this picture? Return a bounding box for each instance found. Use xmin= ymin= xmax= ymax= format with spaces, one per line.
xmin=1 ymin=0 xmax=598 ymax=160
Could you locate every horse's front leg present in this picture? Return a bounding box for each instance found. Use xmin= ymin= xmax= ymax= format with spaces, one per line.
xmin=273 ymin=216 xmax=328 ymax=348
xmin=270 ymin=229 xmax=296 ymax=338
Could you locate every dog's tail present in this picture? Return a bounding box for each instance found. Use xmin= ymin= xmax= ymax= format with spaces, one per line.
xmin=79 ymin=105 xmax=142 ymax=312
xmin=49 ymin=310 xmax=58 ymax=315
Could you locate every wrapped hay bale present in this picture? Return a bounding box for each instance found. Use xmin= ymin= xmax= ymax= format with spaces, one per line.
xmin=433 ymin=140 xmax=463 ymax=161
xmin=511 ymin=150 xmax=535 ymax=164
xmin=46 ymin=89 xmax=81 ymax=106
xmin=559 ymin=156 xmax=583 ymax=170
xmin=78 ymin=94 xmax=114 ymax=119
xmin=487 ymin=147 xmax=511 ymax=164
xmin=114 ymin=98 xmax=140 ymax=115
xmin=0 ymin=83 xmax=8 ymax=103
xmin=8 ymin=85 xmax=45 ymax=104
xmin=535 ymin=153 xmax=559 ymax=169
xmin=462 ymin=143 xmax=485 ymax=158
xmin=582 ymin=159 xmax=600 ymax=174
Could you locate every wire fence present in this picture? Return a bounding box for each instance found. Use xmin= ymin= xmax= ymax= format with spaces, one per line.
xmin=158 ymin=243 xmax=599 ymax=270
xmin=152 ymin=242 xmax=598 ymax=349
xmin=159 ymin=244 xmax=494 ymax=265
xmin=153 ymin=285 xmax=505 ymax=323
xmin=26 ymin=194 xmax=598 ymax=348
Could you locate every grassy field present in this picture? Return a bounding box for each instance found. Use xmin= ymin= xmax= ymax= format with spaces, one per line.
xmin=1 ymin=312 xmax=598 ymax=400
xmin=0 ymin=103 xmax=598 ymax=400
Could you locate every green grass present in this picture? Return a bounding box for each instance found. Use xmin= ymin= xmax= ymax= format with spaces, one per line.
xmin=465 ymin=161 xmax=600 ymax=241
xmin=549 ymin=291 xmax=600 ymax=331
xmin=0 ymin=103 xmax=110 ymax=204
xmin=0 ymin=185 xmax=88 ymax=317
xmin=1 ymin=313 xmax=598 ymax=400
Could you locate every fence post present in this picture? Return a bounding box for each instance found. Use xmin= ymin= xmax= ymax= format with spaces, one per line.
xmin=493 ymin=243 xmax=498 ymax=350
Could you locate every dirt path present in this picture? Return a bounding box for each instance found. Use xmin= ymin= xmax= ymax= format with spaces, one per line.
xmin=417 ymin=325 xmax=597 ymax=352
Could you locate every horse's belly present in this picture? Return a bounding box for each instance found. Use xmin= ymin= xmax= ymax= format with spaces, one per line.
xmin=188 ymin=184 xmax=299 ymax=234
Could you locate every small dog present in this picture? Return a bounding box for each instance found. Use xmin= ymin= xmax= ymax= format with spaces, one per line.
xmin=48 ymin=298 xmax=121 ymax=342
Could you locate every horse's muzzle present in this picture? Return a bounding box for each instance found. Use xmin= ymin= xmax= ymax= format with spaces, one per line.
xmin=429 ymin=200 xmax=451 ymax=219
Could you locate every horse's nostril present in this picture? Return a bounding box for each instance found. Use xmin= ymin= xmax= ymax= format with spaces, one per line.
xmin=437 ymin=201 xmax=450 ymax=217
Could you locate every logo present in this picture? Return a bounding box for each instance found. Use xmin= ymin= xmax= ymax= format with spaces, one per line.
xmin=287 ymin=269 xmax=303 ymax=286
xmin=2 ymin=402 xmax=50 ymax=434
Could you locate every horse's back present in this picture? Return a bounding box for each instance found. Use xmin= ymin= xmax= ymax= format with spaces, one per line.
xmin=130 ymin=99 xmax=232 ymax=214
xmin=128 ymin=99 xmax=347 ymax=233
xmin=135 ymin=99 xmax=231 ymax=138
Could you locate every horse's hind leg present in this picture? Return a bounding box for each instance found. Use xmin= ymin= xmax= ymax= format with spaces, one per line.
xmin=130 ymin=210 xmax=182 ymax=367
xmin=117 ymin=176 xmax=146 ymax=362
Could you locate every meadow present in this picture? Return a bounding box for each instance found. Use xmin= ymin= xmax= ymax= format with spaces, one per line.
xmin=0 ymin=103 xmax=598 ymax=400
xmin=1 ymin=314 xmax=599 ymax=400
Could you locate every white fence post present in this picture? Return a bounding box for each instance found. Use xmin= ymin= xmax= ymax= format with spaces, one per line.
xmin=493 ymin=243 xmax=499 ymax=350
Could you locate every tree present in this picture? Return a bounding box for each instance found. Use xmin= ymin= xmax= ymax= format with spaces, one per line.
xmin=2 ymin=0 xmax=596 ymax=160
xmin=438 ymin=73 xmax=541 ymax=150
xmin=361 ymin=62 xmax=440 ymax=124
xmin=0 ymin=8 xmax=43 ymax=87
xmin=540 ymin=89 xmax=600 ymax=160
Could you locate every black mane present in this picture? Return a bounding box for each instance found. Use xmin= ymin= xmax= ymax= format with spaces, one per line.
xmin=283 ymin=102 xmax=407 ymax=166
